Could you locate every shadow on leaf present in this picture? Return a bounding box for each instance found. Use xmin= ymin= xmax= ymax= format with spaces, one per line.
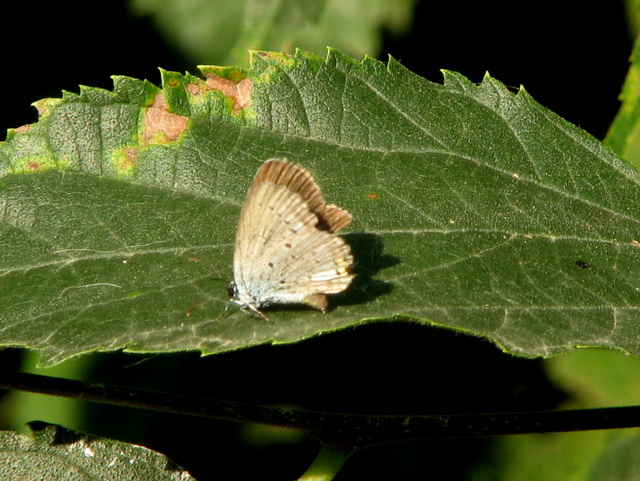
xmin=333 ymin=232 xmax=398 ymax=307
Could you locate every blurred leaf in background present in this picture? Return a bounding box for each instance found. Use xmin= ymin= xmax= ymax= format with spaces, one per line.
xmin=130 ymin=0 xmax=417 ymax=66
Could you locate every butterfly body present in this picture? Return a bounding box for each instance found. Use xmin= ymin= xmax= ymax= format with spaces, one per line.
xmin=229 ymin=159 xmax=354 ymax=319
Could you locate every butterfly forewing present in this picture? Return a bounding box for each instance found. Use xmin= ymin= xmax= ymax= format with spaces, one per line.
xmin=249 ymin=158 xmax=324 ymax=213
xmin=250 ymin=159 xmax=352 ymax=233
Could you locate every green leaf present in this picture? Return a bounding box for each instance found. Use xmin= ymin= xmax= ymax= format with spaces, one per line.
xmin=589 ymin=432 xmax=640 ymax=481
xmin=0 ymin=421 xmax=194 ymax=480
xmin=623 ymin=0 xmax=640 ymax=39
xmin=2 ymin=49 xmax=640 ymax=365
xmin=130 ymin=0 xmax=417 ymax=66
xmin=605 ymin=36 xmax=640 ymax=167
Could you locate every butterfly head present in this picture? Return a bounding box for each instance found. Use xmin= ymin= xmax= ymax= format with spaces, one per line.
xmin=226 ymin=281 xmax=272 ymax=321
xmin=226 ymin=281 xmax=238 ymax=300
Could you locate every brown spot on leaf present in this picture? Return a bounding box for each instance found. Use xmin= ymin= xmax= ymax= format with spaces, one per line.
xmin=13 ymin=125 xmax=31 ymax=133
xmin=34 ymin=103 xmax=47 ymax=117
xmin=366 ymin=193 xmax=378 ymax=200
xmin=205 ymin=74 xmax=252 ymax=112
xmin=120 ymin=148 xmax=138 ymax=170
xmin=26 ymin=161 xmax=42 ymax=171
xmin=256 ymin=51 xmax=293 ymax=61
xmin=142 ymin=93 xmax=189 ymax=145
xmin=32 ymin=98 xmax=60 ymax=117
xmin=186 ymin=82 xmax=207 ymax=96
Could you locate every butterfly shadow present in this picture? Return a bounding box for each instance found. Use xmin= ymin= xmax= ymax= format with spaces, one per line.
xmin=329 ymin=232 xmax=399 ymax=308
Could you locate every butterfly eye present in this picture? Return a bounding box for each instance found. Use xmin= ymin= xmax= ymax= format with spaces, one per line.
xmin=226 ymin=282 xmax=238 ymax=299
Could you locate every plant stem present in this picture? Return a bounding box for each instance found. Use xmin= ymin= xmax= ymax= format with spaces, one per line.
xmin=297 ymin=446 xmax=351 ymax=481
xmin=3 ymin=369 xmax=640 ymax=450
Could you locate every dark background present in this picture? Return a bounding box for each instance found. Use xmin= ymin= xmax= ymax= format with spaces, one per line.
xmin=0 ymin=1 xmax=632 ymax=480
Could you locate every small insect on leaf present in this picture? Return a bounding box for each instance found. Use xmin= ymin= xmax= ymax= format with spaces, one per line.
xmin=228 ymin=159 xmax=355 ymax=320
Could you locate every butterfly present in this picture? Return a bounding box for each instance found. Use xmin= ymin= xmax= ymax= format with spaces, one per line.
xmin=227 ymin=158 xmax=355 ymax=320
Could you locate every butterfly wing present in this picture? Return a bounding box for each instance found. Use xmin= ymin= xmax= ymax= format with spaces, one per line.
xmin=232 ymin=160 xmax=354 ymax=314
xmin=249 ymin=159 xmax=352 ymax=233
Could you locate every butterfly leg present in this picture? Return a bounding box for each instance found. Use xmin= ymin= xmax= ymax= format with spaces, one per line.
xmin=303 ymin=293 xmax=329 ymax=313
